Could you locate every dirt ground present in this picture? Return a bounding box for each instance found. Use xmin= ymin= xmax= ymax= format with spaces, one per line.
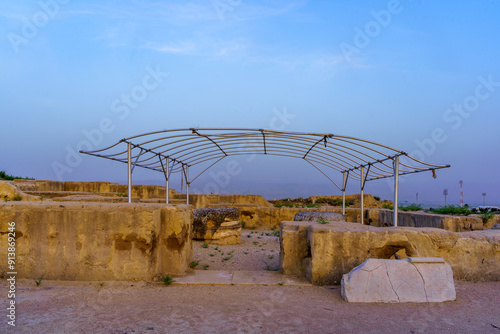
xmin=1 ymin=280 xmax=499 ymax=334
xmin=1 ymin=228 xmax=499 ymax=333
xmin=191 ymin=229 xmax=281 ymax=271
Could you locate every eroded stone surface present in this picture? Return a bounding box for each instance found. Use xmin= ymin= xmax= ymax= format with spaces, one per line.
xmin=0 ymin=180 xmax=38 ymax=201
xmin=280 ymin=221 xmax=500 ymax=285
xmin=341 ymin=258 xmax=456 ymax=303
xmin=492 ymin=224 xmax=500 ymax=230
xmin=193 ymin=207 xmax=241 ymax=244
xmin=0 ymin=202 xmax=192 ymax=280
xmin=294 ymin=211 xmax=346 ymax=222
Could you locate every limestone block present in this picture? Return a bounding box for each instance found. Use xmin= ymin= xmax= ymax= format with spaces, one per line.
xmin=193 ymin=207 xmax=241 ymax=244
xmin=210 ymin=221 xmax=241 ymax=245
xmin=280 ymin=222 xmax=309 ymax=276
xmin=280 ymin=221 xmax=500 ymax=285
xmin=294 ymin=211 xmax=346 ymax=222
xmin=0 ymin=180 xmax=38 ymax=201
xmin=0 ymin=202 xmax=193 ymax=280
xmin=341 ymin=257 xmax=456 ymax=303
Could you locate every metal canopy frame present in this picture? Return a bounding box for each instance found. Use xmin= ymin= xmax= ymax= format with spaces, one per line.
xmin=80 ymin=128 xmax=450 ymax=226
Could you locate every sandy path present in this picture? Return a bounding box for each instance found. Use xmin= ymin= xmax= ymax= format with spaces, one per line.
xmin=1 ymin=228 xmax=499 ymax=333
xmin=0 ymin=280 xmax=499 ymax=333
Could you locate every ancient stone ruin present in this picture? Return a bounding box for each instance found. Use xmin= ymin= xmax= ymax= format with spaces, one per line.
xmin=192 ymin=206 xmax=241 ymax=245
xmin=294 ymin=211 xmax=346 ymax=222
xmin=341 ymin=257 xmax=456 ymax=303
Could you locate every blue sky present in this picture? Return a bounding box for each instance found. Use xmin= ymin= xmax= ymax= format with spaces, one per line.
xmin=1 ymin=0 xmax=499 ymax=206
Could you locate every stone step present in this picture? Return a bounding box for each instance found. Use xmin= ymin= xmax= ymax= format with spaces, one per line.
xmin=172 ymin=270 xmax=312 ymax=286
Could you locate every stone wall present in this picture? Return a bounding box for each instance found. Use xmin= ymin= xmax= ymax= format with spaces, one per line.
xmin=186 ymin=194 xmax=272 ymax=209
xmin=207 ymin=205 xmax=361 ymax=228
xmin=0 ymin=202 xmax=192 ymax=281
xmin=280 ymin=221 xmax=500 ymax=285
xmin=309 ymin=194 xmax=393 ymax=208
xmin=370 ymin=209 xmax=489 ymax=232
xmin=12 ymin=179 xmax=177 ymax=199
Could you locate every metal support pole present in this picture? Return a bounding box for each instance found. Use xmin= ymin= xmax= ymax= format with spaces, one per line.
xmin=360 ymin=166 xmax=364 ymax=225
xmin=127 ymin=142 xmax=132 ymax=203
xmin=165 ymin=157 xmax=169 ymax=205
xmin=393 ymin=156 xmax=400 ymax=227
xmin=186 ymin=165 xmax=189 ymax=205
xmin=342 ymin=172 xmax=346 ymax=216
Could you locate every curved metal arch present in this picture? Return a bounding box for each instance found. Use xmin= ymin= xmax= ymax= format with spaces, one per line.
xmin=81 ymin=128 xmax=450 ymax=183
xmin=81 ymin=128 xmax=450 ymax=227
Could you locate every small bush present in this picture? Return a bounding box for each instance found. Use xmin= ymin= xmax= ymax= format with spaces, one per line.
xmin=0 ymin=171 xmax=34 ymax=181
xmin=373 ymin=196 xmax=381 ymax=201
xmin=317 ymin=217 xmax=329 ymax=224
xmin=426 ymin=205 xmax=472 ymax=216
xmin=163 ymin=275 xmax=175 ymax=286
xmin=480 ymin=211 xmax=495 ymax=224
xmin=189 ymin=260 xmax=199 ymax=269
xmin=399 ymin=203 xmax=422 ymax=212
xmin=201 ymin=241 xmax=209 ymax=248
xmin=35 ymin=274 xmax=45 ymax=286
xmin=382 ymin=204 xmax=394 ymax=210
xmin=13 ymin=194 xmax=22 ymax=201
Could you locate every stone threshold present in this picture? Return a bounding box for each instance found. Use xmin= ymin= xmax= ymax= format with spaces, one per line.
xmin=171 ymin=270 xmax=312 ymax=286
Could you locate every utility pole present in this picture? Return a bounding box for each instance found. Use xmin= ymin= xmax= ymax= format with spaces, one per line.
xmin=443 ymin=189 xmax=448 ymax=207
xmin=416 ymin=192 xmax=418 ymax=205
xmin=459 ymin=180 xmax=463 ymax=207
xmin=482 ymin=192 xmax=486 ymax=206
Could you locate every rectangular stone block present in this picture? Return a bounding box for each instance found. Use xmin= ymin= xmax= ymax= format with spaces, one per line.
xmin=280 ymin=221 xmax=500 ymax=285
xmin=0 ymin=202 xmax=192 ymax=281
xmin=341 ymin=258 xmax=456 ymax=303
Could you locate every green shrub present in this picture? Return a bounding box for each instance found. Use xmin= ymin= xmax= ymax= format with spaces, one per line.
xmin=13 ymin=194 xmax=22 ymax=201
xmin=317 ymin=217 xmax=329 ymax=224
xmin=399 ymin=203 xmax=422 ymax=212
xmin=426 ymin=205 xmax=472 ymax=216
xmin=163 ymin=275 xmax=175 ymax=285
xmin=373 ymin=196 xmax=381 ymax=201
xmin=0 ymin=171 xmax=34 ymax=180
xmin=480 ymin=211 xmax=495 ymax=224
xmin=35 ymin=274 xmax=45 ymax=286
xmin=189 ymin=260 xmax=199 ymax=269
xmin=382 ymin=203 xmax=394 ymax=210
